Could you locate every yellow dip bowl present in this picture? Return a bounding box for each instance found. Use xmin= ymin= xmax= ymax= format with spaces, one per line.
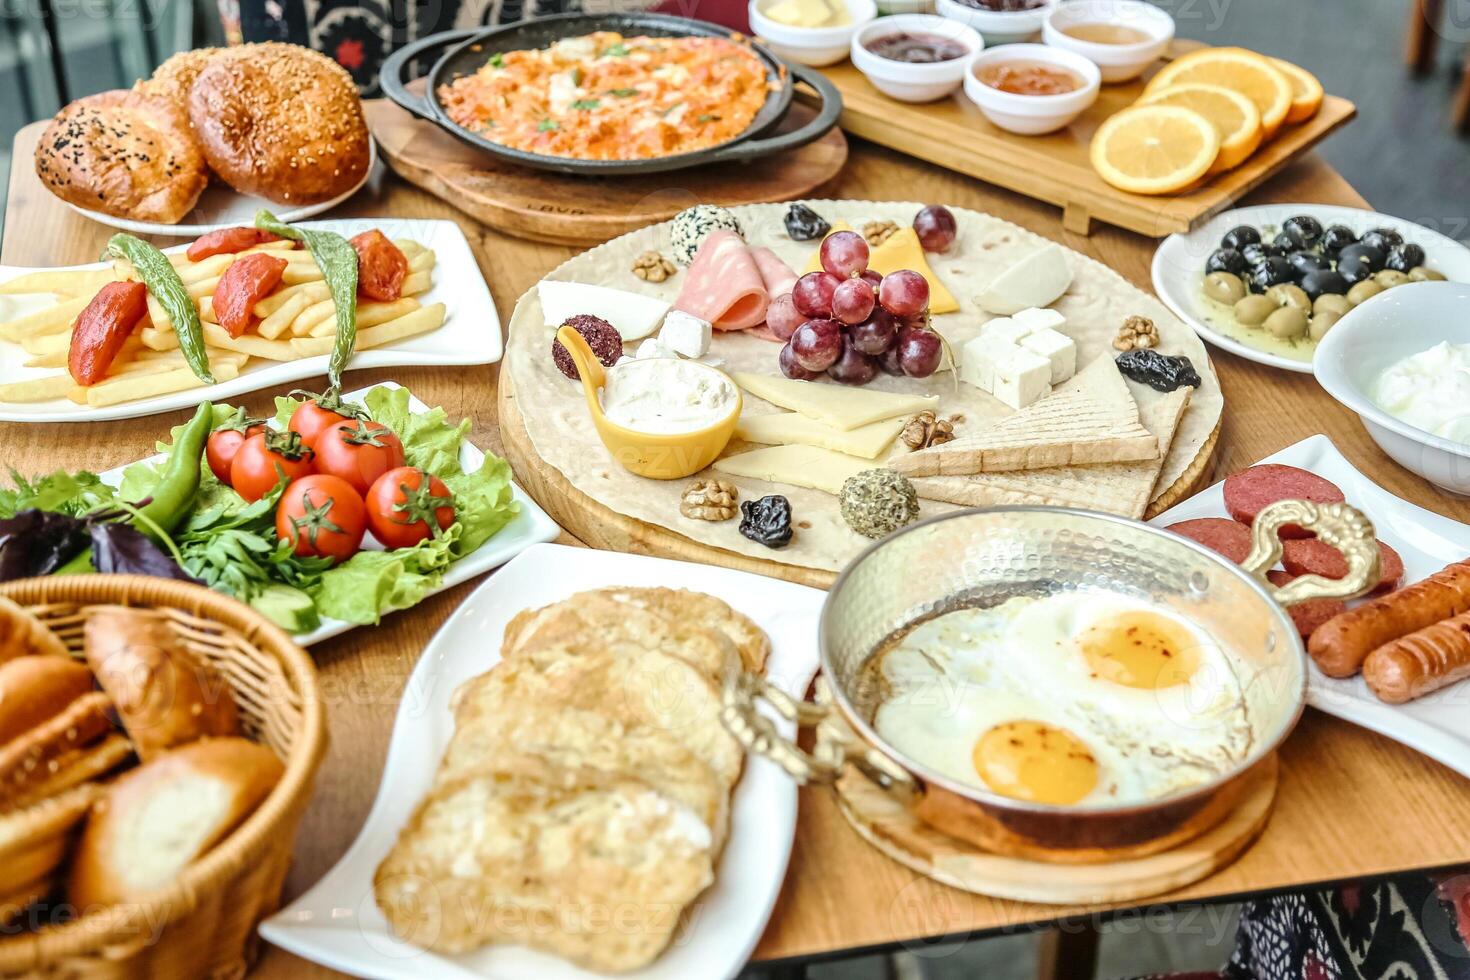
xmin=557 ymin=324 xmax=742 ymax=480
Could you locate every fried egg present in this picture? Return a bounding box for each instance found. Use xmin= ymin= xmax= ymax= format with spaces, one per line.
xmin=872 ymin=593 xmax=1254 ymax=807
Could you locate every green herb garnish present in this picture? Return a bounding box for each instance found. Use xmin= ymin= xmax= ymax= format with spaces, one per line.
xmin=608 ymin=88 xmax=638 ymax=97
xmin=488 ymin=52 xmax=505 ymax=68
xmin=570 ymin=99 xmax=601 ymax=110
xmin=601 ymin=42 xmax=629 ymax=57
xmin=537 ymin=118 xmax=560 ymax=132
xmin=697 ymin=113 xmax=721 ymax=123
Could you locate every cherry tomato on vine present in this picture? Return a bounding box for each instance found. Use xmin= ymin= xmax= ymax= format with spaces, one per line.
xmin=286 ymin=389 xmax=364 ymax=449
xmin=275 ymin=474 xmax=366 ymax=563
xmin=205 ymin=412 xmax=269 ymax=483
xmin=230 ymin=430 xmax=315 ymax=502
xmin=313 ymin=419 xmax=406 ymax=496
xmin=365 ymin=466 xmax=455 ymax=549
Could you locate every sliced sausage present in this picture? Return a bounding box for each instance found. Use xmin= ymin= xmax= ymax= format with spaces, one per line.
xmin=68 ymin=280 xmax=148 ymax=385
xmin=1166 ymin=518 xmax=1253 ymax=563
xmin=350 ymin=229 xmax=408 ymax=302
xmin=1267 ymin=570 xmax=1347 ymax=640
xmin=1307 ymin=559 xmax=1470 ymax=677
xmin=1363 ymin=610 xmax=1470 ymax=703
xmin=1282 ymin=538 xmax=1404 ymax=595
xmin=186 ymin=227 xmax=283 ymax=261
xmin=1223 ymin=464 xmax=1345 ymax=539
xmin=214 ymin=252 xmax=288 ymax=338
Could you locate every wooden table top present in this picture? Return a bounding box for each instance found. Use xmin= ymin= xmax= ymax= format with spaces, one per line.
xmin=6 ymin=117 xmax=1470 ymax=977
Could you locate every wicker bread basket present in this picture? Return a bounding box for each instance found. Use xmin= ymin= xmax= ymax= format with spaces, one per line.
xmin=0 ymin=576 xmax=326 ymax=980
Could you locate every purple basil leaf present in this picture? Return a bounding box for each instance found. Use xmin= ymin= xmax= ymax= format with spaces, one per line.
xmin=89 ymin=522 xmax=199 ymax=583
xmin=0 ymin=509 xmax=91 ymax=581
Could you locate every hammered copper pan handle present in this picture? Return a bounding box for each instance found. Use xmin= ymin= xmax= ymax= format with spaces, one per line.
xmin=721 ymin=673 xmax=916 ymax=802
xmin=1242 ymin=498 xmax=1380 ymax=605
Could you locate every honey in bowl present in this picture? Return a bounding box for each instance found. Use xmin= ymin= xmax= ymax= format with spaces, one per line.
xmin=977 ymin=60 xmax=1085 ymax=96
xmin=1058 ymin=21 xmax=1152 ymax=44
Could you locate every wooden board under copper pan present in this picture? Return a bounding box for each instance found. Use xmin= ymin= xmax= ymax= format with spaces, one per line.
xmin=363 ymin=95 xmax=849 ymax=248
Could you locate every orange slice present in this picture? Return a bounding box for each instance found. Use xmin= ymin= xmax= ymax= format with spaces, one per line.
xmin=1090 ymin=105 xmax=1220 ymax=195
xmin=1137 ymin=83 xmax=1262 ymax=173
xmin=1270 ymin=57 xmax=1324 ymax=124
xmin=1144 ymin=47 xmax=1293 ymax=139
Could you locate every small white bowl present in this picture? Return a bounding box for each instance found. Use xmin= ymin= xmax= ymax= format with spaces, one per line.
xmin=750 ymin=0 xmax=878 ymax=66
xmin=1314 ymin=281 xmax=1470 ymax=496
xmin=935 ymin=0 xmax=1057 ymax=46
xmin=1042 ymin=0 xmax=1174 ymax=83
xmin=851 ymin=15 xmax=984 ymax=102
xmin=962 ymin=43 xmax=1100 ymax=134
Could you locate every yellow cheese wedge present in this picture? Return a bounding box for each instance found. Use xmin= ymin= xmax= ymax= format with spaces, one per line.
xmin=736 ymin=412 xmax=906 ymax=459
xmin=801 ymin=223 xmax=960 ymax=314
xmin=733 ymin=373 xmax=939 ymax=431
xmin=713 ymin=444 xmax=873 ymax=495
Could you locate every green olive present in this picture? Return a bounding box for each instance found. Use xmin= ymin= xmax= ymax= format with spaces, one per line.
xmin=1347 ymin=280 xmax=1383 ymax=306
xmin=1313 ymin=293 xmax=1351 ymax=317
xmin=1410 ymin=266 xmax=1447 ymax=282
xmin=1308 ymin=310 xmax=1341 ymax=341
xmin=1204 ymin=271 xmax=1247 ymax=305
xmin=1373 ymin=269 xmax=1412 ymax=289
xmin=1266 ymin=283 xmax=1310 ymax=312
xmin=1264 ymin=306 xmax=1308 ymax=339
xmin=1234 ymin=294 xmax=1277 ymax=327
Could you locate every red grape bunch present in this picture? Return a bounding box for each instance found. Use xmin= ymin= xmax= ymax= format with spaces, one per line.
xmin=767 ymin=229 xmax=944 ymax=386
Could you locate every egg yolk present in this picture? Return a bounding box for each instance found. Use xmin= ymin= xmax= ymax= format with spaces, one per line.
xmin=972 ymin=720 xmax=1098 ymax=805
xmin=1077 ymin=611 xmax=1200 ymax=690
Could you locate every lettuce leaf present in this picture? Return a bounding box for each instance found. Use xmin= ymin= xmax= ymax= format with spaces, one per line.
xmin=310 ymin=528 xmax=458 ymax=625
xmin=0 ymin=468 xmax=117 ymax=519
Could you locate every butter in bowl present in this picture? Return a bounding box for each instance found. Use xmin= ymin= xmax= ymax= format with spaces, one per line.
xmin=750 ymin=0 xmax=878 ymax=66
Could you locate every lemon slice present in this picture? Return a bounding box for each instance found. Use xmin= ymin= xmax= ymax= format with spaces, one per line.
xmin=1138 ymin=82 xmax=1262 ymax=173
xmin=1270 ymin=57 xmax=1324 ymax=124
xmin=1090 ymin=105 xmax=1221 ymax=195
xmin=1144 ymin=47 xmax=1293 ymax=139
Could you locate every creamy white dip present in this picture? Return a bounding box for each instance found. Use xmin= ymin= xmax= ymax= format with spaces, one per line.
xmin=1372 ymin=341 xmax=1470 ymax=444
xmin=600 ymin=357 xmax=737 ymax=434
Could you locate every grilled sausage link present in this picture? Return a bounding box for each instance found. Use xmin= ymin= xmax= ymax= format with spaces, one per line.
xmin=1364 ymin=611 xmax=1470 ymax=703
xmin=1307 ymin=560 xmax=1470 ymax=677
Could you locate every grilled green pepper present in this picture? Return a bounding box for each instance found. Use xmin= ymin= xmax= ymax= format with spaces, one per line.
xmin=107 ymin=234 xmax=214 ymax=384
xmin=255 ymin=210 xmax=359 ymax=388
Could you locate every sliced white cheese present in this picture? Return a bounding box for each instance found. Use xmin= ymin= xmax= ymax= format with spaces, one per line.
xmin=1020 ymin=329 xmax=1077 ymax=385
xmin=991 ymin=346 xmax=1052 ymax=410
xmin=732 ymin=373 xmax=939 ymax=431
xmin=538 ymin=281 xmax=670 ymax=341
xmin=713 ymin=444 xmax=873 ymax=495
xmin=975 ymin=244 xmax=1074 ymax=315
xmin=735 ymin=412 xmax=907 ymax=460
xmin=660 ymin=310 xmax=712 ymax=358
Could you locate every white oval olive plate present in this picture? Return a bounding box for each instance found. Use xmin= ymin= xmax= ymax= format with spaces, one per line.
xmin=63 ymin=140 xmax=379 ymax=235
xmin=0 ymin=216 xmax=501 ymax=423
xmin=259 ymin=543 xmax=823 ymax=980
xmin=95 ymin=382 xmax=559 ymax=646
xmin=1151 ymin=434 xmax=1470 ymax=779
xmin=1151 ymin=204 xmax=1470 ymax=374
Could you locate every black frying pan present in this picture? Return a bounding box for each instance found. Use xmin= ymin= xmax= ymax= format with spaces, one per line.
xmin=380 ymin=13 xmax=843 ymax=177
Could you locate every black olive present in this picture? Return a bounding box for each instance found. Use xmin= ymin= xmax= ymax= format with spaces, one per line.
xmin=783 ymin=203 xmax=831 ymax=241
xmin=1385 ymin=243 xmax=1427 ymax=273
xmin=1248 ymin=256 xmax=1296 ymax=292
xmin=1282 ymin=215 xmax=1324 ymax=250
xmin=1241 ymin=242 xmax=1284 ymax=265
xmin=1288 ymin=250 xmax=1329 ymax=276
xmin=1337 ymin=242 xmax=1386 ymax=275
xmin=1205 ymin=248 xmax=1248 ymax=276
xmin=1272 ymin=231 xmax=1296 ymax=251
xmin=1319 ymin=225 xmax=1357 ymax=257
xmin=1361 ymin=228 xmax=1404 ymax=253
xmin=1220 ymin=225 xmax=1261 ymax=251
xmin=1300 ymin=269 xmax=1349 ymax=301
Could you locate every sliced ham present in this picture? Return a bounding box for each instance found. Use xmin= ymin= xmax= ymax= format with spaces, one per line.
xmin=674 ymin=230 xmax=769 ymax=331
xmin=750 ymin=246 xmax=797 ymax=298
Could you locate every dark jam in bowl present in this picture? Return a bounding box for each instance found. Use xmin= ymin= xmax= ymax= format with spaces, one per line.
xmin=952 ymin=0 xmax=1047 ymax=9
xmin=864 ymin=31 xmax=970 ymax=63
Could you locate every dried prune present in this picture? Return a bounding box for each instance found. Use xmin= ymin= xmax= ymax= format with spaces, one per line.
xmin=784 ymin=204 xmax=831 ymax=242
xmin=1115 ymin=348 xmax=1201 ymax=392
xmin=740 ymin=494 xmax=793 ymax=549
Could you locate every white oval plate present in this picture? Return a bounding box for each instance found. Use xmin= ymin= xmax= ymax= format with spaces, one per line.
xmin=260 ymin=543 xmax=823 ymax=980
xmin=1151 ymin=434 xmax=1470 ymax=779
xmin=1151 ymin=204 xmax=1470 ymax=374
xmin=63 ymin=140 xmax=378 ymax=236
xmin=0 ymin=216 xmax=502 ymax=423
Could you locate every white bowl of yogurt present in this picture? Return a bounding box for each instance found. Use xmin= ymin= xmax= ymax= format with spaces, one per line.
xmin=1314 ymin=281 xmax=1470 ymax=495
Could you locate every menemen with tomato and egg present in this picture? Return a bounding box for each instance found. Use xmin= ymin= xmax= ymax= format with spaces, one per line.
xmin=436 ymin=31 xmax=775 ymax=161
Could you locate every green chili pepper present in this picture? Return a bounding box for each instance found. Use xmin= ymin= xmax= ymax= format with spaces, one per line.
xmin=55 ymin=402 xmax=215 ymax=575
xmin=254 ymin=210 xmax=359 ymax=389
xmin=107 ymin=234 xmax=214 ymax=384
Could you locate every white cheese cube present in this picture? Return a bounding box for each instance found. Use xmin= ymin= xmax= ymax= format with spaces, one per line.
xmin=1011 ymin=307 xmax=1066 ymax=332
xmin=959 ymin=336 xmax=1018 ymax=393
xmin=991 ymin=346 xmax=1052 ymax=410
xmin=635 ymin=338 xmax=672 ymax=359
xmin=1020 ymin=328 xmax=1077 ymax=385
xmin=983 ymin=317 xmax=1034 ymax=347
xmin=659 ymin=310 xmax=712 ymax=358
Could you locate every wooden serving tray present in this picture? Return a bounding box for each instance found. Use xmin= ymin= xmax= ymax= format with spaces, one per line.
xmin=815 ymin=45 xmax=1356 ymax=238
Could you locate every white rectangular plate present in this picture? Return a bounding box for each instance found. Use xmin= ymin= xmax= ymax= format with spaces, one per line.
xmin=96 ymin=382 xmax=560 ymax=646
xmin=260 ymin=543 xmax=824 ymax=980
xmin=1152 ymin=434 xmax=1470 ymax=778
xmin=0 ymin=218 xmax=503 ymax=422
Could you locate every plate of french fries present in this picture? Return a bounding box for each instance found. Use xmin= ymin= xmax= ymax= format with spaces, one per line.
xmin=0 ymin=218 xmax=501 ymax=422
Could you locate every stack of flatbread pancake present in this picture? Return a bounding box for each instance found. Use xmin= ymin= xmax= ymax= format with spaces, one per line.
xmin=374 ymin=587 xmax=769 ymax=973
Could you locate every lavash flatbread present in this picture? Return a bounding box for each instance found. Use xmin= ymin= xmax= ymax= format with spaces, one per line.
xmin=504 ymin=201 xmax=1224 ymax=574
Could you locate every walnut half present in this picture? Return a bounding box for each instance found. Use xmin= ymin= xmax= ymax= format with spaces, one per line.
xmin=862 ymin=220 xmax=899 ymax=247
xmin=632 ymin=250 xmax=677 ymax=283
xmin=902 ymin=410 xmax=957 ymax=450
xmin=680 ymin=479 xmax=739 ymax=521
xmin=1113 ymin=314 xmax=1160 ymax=351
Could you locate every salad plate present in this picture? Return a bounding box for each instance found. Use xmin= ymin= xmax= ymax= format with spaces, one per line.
xmin=89 ymin=382 xmax=560 ymax=646
xmin=1151 ymin=434 xmax=1470 ymax=779
xmin=1151 ymin=204 xmax=1470 ymax=374
xmin=260 ymin=543 xmax=823 ymax=980
xmin=0 ymin=217 xmax=502 ymax=423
